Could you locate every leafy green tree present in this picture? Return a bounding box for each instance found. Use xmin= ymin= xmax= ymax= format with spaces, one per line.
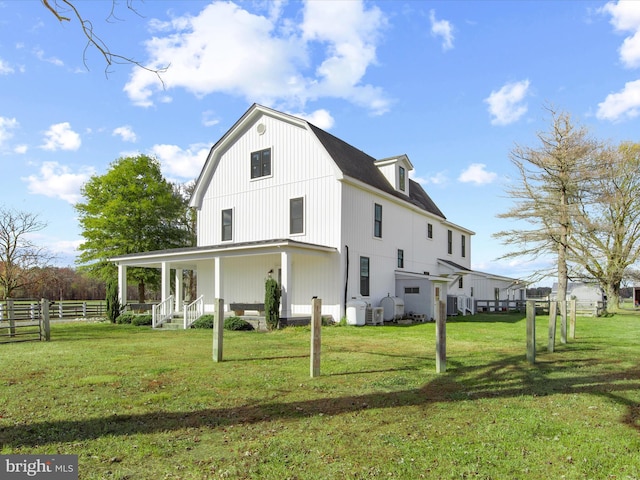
xmin=75 ymin=155 xmax=191 ymax=301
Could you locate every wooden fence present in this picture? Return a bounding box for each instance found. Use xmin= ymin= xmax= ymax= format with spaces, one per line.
xmin=0 ymin=299 xmax=50 ymax=344
xmin=0 ymin=299 xmax=107 ymax=344
xmin=474 ymin=299 xmax=605 ymax=317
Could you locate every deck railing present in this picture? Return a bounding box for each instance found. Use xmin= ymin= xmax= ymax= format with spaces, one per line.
xmin=152 ymin=295 xmax=174 ymax=328
xmin=183 ymin=295 xmax=204 ymax=329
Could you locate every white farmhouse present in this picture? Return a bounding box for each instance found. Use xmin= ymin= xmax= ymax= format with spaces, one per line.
xmin=111 ymin=104 xmax=523 ymax=327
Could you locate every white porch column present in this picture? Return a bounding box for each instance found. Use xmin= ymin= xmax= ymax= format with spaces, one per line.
xmin=161 ymin=262 xmax=171 ymax=310
xmin=281 ymin=251 xmax=292 ymax=320
xmin=214 ymin=257 xmax=222 ymax=299
xmin=118 ymin=264 xmax=127 ymax=306
xmin=175 ymin=268 xmax=183 ymax=311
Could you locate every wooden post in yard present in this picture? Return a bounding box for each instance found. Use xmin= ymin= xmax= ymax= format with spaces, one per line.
xmin=212 ymin=298 xmax=224 ymax=362
xmin=41 ymin=298 xmax=50 ymax=341
xmin=569 ymin=299 xmax=576 ymax=340
xmin=310 ymin=297 xmax=322 ymax=378
xmin=436 ymin=300 xmax=446 ymax=373
xmin=8 ymin=299 xmax=15 ymax=337
xmin=548 ymin=301 xmax=557 ymax=353
xmin=526 ymin=300 xmax=536 ymax=364
xmin=560 ymin=300 xmax=567 ymax=344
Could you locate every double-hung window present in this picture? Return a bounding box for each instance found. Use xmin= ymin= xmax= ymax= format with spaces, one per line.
xmin=461 ymin=234 xmax=466 ymax=257
xmin=374 ymin=203 xmax=382 ymax=238
xmin=360 ymin=257 xmax=370 ymax=296
xmin=397 ymin=249 xmax=404 ymax=269
xmin=427 ymin=223 xmax=433 ymax=239
xmin=399 ymin=166 xmax=406 ymax=191
xmin=221 ymin=209 xmax=233 ymax=241
xmin=290 ymin=197 xmax=304 ymax=234
xmin=251 ymin=148 xmax=271 ymax=179
xmin=447 ymin=229 xmax=453 ymax=255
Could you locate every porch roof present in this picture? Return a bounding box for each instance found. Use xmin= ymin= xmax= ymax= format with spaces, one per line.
xmin=110 ymin=239 xmax=337 ymax=270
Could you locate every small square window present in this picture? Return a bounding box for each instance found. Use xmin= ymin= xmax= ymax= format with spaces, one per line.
xmin=251 ymin=148 xmax=271 ymax=179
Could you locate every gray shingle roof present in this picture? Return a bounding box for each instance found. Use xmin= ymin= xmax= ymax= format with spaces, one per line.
xmin=308 ymin=123 xmax=446 ymax=219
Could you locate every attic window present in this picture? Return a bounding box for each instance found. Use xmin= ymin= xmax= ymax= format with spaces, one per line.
xmin=399 ymin=166 xmax=406 ymax=191
xmin=251 ymin=148 xmax=271 ymax=179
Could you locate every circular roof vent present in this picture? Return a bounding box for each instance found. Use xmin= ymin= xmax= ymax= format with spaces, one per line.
xmin=256 ymin=123 xmax=266 ymax=135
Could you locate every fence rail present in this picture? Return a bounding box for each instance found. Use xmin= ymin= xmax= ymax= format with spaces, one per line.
xmin=0 ymin=300 xmax=106 ymax=321
xmin=0 ymin=299 xmax=49 ymax=344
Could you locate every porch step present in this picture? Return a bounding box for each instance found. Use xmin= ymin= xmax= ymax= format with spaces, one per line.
xmin=158 ymin=312 xmax=183 ymax=330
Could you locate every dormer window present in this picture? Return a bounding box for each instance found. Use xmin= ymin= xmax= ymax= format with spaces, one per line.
xmin=399 ymin=166 xmax=406 ymax=191
xmin=251 ymin=148 xmax=271 ymax=179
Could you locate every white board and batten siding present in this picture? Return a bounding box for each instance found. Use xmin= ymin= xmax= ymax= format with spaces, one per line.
xmin=340 ymin=181 xmax=473 ymax=309
xmin=198 ymin=113 xmax=341 ymax=249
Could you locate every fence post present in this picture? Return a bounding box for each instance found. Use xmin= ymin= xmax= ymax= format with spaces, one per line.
xmin=8 ymin=299 xmax=15 ymax=337
xmin=526 ymin=300 xmax=536 ymax=364
xmin=212 ymin=298 xmax=224 ymax=362
xmin=310 ymin=297 xmax=322 ymax=378
xmin=569 ymin=299 xmax=576 ymax=340
xmin=560 ymin=300 xmax=567 ymax=344
xmin=436 ymin=300 xmax=446 ymax=373
xmin=58 ymin=302 xmax=63 ymax=319
xmin=41 ymin=298 xmax=50 ymax=341
xmin=548 ymin=301 xmax=557 ymax=353
xmin=83 ymin=302 xmax=87 ymax=318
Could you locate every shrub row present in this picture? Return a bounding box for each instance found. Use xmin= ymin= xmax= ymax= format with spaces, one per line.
xmin=191 ymin=315 xmax=254 ymax=331
xmin=115 ymin=312 xmax=152 ymax=326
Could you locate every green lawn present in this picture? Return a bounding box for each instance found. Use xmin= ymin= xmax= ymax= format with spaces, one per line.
xmin=1 ymin=313 xmax=639 ymax=479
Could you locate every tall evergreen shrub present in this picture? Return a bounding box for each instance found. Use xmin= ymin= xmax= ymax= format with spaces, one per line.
xmin=265 ymin=277 xmax=281 ymax=331
xmin=106 ymin=279 xmax=121 ymax=323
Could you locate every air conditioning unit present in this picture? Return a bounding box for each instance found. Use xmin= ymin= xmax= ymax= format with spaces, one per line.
xmin=366 ymin=306 xmax=384 ymax=326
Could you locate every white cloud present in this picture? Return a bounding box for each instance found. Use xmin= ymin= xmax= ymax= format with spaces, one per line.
xmin=113 ymin=125 xmax=137 ymax=143
xmin=23 ymin=161 xmax=95 ymax=204
xmin=0 ymin=58 xmax=14 ymax=75
xmin=33 ymin=48 xmax=64 ymax=67
xmin=602 ymin=1 xmax=640 ymax=68
xmin=484 ymin=80 xmax=530 ymax=125
xmin=410 ymin=170 xmax=449 ymax=186
xmin=201 ymin=110 xmax=220 ymax=127
xmin=458 ymin=163 xmax=498 ymax=185
xmin=124 ymin=0 xmax=390 ymax=114
xmin=14 ymin=145 xmax=28 ymax=154
xmin=149 ymin=143 xmax=211 ymax=179
xmin=292 ymin=109 xmax=335 ymax=129
xmin=41 ymin=122 xmax=81 ymax=151
xmin=429 ymin=10 xmax=454 ymax=51
xmin=0 ymin=116 xmax=18 ymax=147
xmin=596 ymin=78 xmax=640 ymax=121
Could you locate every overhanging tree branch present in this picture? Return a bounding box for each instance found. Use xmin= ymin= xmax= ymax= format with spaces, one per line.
xmin=41 ymin=0 xmax=168 ymax=83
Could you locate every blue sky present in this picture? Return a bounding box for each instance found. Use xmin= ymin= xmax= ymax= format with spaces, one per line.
xmin=1 ymin=0 xmax=640 ymax=286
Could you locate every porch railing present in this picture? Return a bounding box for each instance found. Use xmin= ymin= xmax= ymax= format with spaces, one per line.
xmin=183 ymin=295 xmax=205 ymax=329
xmin=152 ymin=295 xmax=174 ymax=328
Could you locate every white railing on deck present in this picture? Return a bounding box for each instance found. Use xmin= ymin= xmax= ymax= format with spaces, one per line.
xmin=183 ymin=295 xmax=205 ymax=329
xmin=152 ymin=295 xmax=174 ymax=328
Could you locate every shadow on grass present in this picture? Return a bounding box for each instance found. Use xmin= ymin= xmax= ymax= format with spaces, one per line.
xmin=2 ymin=355 xmax=639 ymax=448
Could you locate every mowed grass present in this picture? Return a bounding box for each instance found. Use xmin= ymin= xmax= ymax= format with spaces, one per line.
xmin=1 ymin=312 xmax=639 ymax=479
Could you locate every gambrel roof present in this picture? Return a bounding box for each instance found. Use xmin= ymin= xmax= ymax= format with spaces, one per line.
xmin=190 ymin=104 xmax=446 ymax=219
xmin=308 ymin=124 xmax=445 ymax=219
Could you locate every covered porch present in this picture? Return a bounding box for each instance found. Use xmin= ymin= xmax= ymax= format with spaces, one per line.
xmin=111 ymin=239 xmax=340 ymax=329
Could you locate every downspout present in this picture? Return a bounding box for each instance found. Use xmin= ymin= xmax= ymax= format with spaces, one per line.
xmin=344 ymin=245 xmax=349 ymax=317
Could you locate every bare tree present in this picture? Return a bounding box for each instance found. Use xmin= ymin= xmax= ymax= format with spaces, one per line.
xmin=493 ymin=108 xmax=600 ymax=302
xmin=570 ymin=142 xmax=640 ymax=310
xmin=41 ymin=0 xmax=167 ymax=79
xmin=0 ymin=208 xmax=55 ymax=299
